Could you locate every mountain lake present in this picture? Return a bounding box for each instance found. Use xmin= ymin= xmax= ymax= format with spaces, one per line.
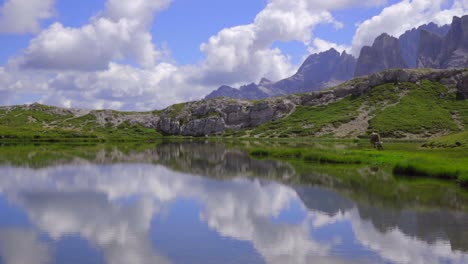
xmin=0 ymin=140 xmax=467 ymax=264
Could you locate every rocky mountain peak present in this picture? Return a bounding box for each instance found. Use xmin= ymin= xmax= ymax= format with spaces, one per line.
xmin=438 ymin=15 xmax=468 ymax=68
xmin=417 ymin=29 xmax=444 ymax=68
xmin=259 ymin=77 xmax=273 ymax=86
xmin=205 ymin=15 xmax=467 ymax=101
xmin=205 ymin=48 xmax=357 ymax=100
xmin=276 ymin=48 xmax=357 ymax=94
xmin=447 ymin=15 xmax=468 ymax=48
xmin=373 ymin=33 xmax=394 ymax=45
xmin=297 ymin=48 xmax=340 ymax=73
xmin=422 ymin=22 xmax=451 ymax=36
xmin=354 ymin=33 xmax=407 ymax=77
xmin=399 ymin=22 xmax=450 ymax=68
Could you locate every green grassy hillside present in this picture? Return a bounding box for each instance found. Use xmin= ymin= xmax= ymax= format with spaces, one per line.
xmin=424 ymin=131 xmax=468 ymax=148
xmin=0 ymin=73 xmax=466 ymax=143
xmin=230 ymin=80 xmax=467 ymax=139
xmin=0 ymin=105 xmax=161 ymax=142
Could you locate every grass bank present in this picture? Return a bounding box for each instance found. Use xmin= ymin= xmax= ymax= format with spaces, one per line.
xmin=424 ymin=131 xmax=468 ymax=148
xmin=249 ymin=141 xmax=468 ymax=188
xmin=0 ymin=122 xmax=164 ymax=142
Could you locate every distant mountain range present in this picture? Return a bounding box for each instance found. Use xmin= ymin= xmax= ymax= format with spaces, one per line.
xmin=205 ymin=15 xmax=468 ymax=100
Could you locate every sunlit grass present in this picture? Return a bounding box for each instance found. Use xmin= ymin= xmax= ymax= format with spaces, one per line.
xmin=249 ymin=142 xmax=468 ymax=187
xmin=424 ymin=131 xmax=468 ymax=148
xmin=0 ymin=105 xmax=162 ymax=142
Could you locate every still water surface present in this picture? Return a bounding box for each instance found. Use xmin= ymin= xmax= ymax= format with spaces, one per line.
xmin=0 ymin=142 xmax=467 ymax=264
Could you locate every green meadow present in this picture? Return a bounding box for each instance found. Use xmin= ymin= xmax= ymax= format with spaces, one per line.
xmin=248 ymin=140 xmax=468 ymax=188
xmin=0 ymin=106 xmax=162 ymax=142
xmin=226 ymin=80 xmax=468 ymax=138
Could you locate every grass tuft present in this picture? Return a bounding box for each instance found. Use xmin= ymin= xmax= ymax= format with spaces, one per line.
xmin=393 ymin=162 xmax=459 ymax=180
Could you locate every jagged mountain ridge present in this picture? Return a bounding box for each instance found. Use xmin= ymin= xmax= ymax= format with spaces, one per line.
xmin=354 ymin=33 xmax=408 ymax=77
xmin=205 ymin=49 xmax=356 ymax=100
xmin=399 ymin=22 xmax=450 ymax=68
xmin=206 ymin=15 xmax=468 ymax=100
xmin=273 ymin=49 xmax=356 ymax=94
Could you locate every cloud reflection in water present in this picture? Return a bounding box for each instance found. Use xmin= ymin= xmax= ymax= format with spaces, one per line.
xmin=0 ymin=151 xmax=467 ymax=264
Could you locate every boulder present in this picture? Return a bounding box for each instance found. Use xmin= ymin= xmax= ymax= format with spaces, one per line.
xmin=457 ymin=72 xmax=468 ymax=99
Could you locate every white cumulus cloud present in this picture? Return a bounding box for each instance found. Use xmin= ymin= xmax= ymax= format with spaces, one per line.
xmin=197 ymin=0 xmax=374 ymax=85
xmin=308 ymin=38 xmax=351 ymax=54
xmin=0 ymin=0 xmax=55 ymax=34
xmin=5 ymin=0 xmax=374 ymax=110
xmin=351 ymin=0 xmax=468 ymax=55
xmin=3 ymin=0 xmax=466 ymax=110
xmin=15 ymin=0 xmax=172 ymax=71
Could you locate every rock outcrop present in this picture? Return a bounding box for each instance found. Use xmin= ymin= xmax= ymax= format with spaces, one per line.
xmin=458 ymin=71 xmax=468 ymax=99
xmin=157 ymin=97 xmax=297 ymax=136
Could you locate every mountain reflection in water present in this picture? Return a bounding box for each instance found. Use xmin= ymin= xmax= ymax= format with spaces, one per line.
xmin=0 ymin=142 xmax=467 ymax=264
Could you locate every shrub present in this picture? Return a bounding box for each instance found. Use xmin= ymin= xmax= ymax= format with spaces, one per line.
xmin=457 ymin=173 xmax=468 ymax=188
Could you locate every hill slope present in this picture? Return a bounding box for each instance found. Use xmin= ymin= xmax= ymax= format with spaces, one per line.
xmin=238 ymin=78 xmax=467 ymax=139
xmin=0 ymin=68 xmax=466 ymax=141
xmin=0 ymin=104 xmax=162 ymax=141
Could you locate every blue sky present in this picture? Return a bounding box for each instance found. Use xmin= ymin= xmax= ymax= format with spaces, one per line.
xmin=0 ymin=0 xmax=466 ymax=110
xmin=0 ymin=0 xmax=388 ymax=65
xmin=0 ymin=0 xmax=264 ymax=65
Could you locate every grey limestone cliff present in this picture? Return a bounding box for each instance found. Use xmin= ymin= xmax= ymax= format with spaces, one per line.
xmin=355 ymin=33 xmax=408 ymax=77
xmin=274 ymin=48 xmax=357 ymax=94
xmin=399 ymin=22 xmax=450 ymax=68
xmin=157 ymin=97 xmax=297 ymax=136
xmin=417 ymin=29 xmax=445 ymax=68
xmin=438 ymin=15 xmax=468 ymax=68
xmin=417 ymin=15 xmax=468 ymax=69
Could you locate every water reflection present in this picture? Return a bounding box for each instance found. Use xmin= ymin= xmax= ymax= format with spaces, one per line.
xmin=0 ymin=142 xmax=467 ymax=264
xmin=0 ymin=229 xmax=50 ymax=264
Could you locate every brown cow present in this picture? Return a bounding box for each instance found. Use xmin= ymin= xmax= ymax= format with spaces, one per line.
xmin=370 ymin=132 xmax=383 ymax=150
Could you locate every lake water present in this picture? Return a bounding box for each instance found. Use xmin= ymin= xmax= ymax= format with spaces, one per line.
xmin=0 ymin=141 xmax=467 ymax=264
